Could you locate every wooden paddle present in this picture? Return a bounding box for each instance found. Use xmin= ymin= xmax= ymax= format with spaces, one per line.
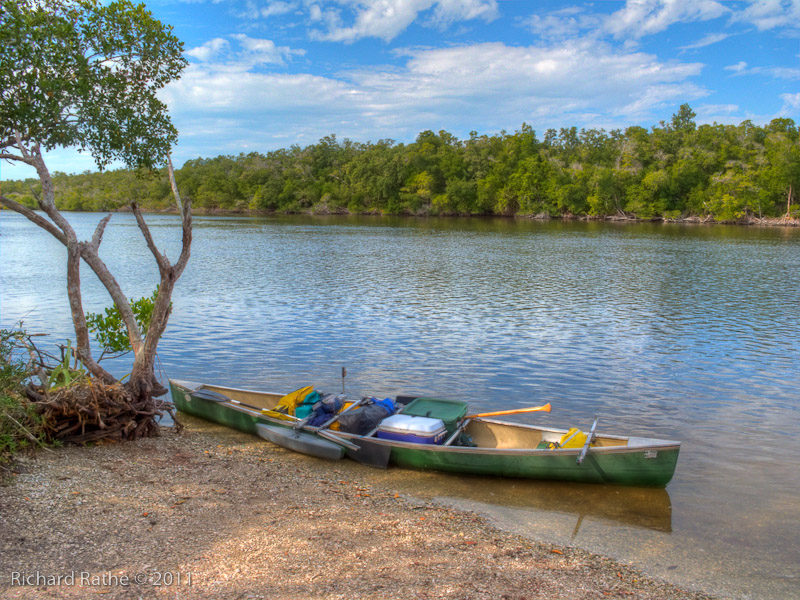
xmin=464 ymin=403 xmax=552 ymax=419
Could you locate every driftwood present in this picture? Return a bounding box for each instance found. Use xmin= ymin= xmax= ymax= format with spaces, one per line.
xmin=30 ymin=380 xmax=180 ymax=444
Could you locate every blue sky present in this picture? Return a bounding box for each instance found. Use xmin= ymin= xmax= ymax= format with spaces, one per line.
xmin=3 ymin=0 xmax=800 ymax=180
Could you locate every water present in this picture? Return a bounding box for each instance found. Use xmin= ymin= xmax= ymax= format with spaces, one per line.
xmin=2 ymin=211 xmax=799 ymax=599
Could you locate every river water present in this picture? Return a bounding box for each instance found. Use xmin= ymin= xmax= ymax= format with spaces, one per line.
xmin=1 ymin=211 xmax=799 ymax=599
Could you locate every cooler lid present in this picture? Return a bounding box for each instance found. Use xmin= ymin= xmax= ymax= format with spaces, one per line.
xmin=403 ymin=397 xmax=468 ymax=423
xmin=378 ymin=414 xmax=446 ymax=435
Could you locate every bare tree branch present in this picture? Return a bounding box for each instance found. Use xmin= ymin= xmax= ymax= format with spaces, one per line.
xmin=1 ymin=192 xmax=145 ymax=358
xmin=29 ymin=149 xmax=78 ymax=242
xmin=91 ymin=213 xmax=113 ymax=250
xmin=15 ymin=131 xmax=32 ymax=160
xmin=78 ymin=243 xmax=145 ymax=356
xmin=0 ymin=152 xmax=27 ymax=162
xmin=167 ymin=155 xmax=192 ymax=276
xmin=21 ymin=155 xmax=143 ymax=357
xmin=166 ymin=154 xmax=183 ymax=213
xmin=175 ymin=196 xmax=193 ymax=278
xmin=131 ymin=201 xmax=169 ymax=271
xmin=0 ymin=195 xmax=67 ymax=244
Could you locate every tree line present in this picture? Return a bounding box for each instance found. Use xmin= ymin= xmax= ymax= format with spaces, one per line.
xmin=3 ymin=105 xmax=799 ymax=221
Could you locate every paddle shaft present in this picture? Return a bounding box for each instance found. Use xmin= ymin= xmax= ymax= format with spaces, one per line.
xmin=313 ymin=398 xmax=364 ymax=431
xmin=225 ymin=398 xmax=360 ymax=451
xmin=465 ymin=403 xmax=551 ymax=419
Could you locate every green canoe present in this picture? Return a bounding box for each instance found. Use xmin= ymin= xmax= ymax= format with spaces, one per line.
xmin=169 ymin=379 xmax=680 ymax=487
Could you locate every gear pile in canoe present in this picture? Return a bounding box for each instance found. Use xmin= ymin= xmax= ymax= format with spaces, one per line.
xmin=169 ymin=379 xmax=680 ymax=487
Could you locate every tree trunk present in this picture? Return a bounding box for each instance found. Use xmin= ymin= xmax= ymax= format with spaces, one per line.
xmin=66 ymin=240 xmax=116 ymax=384
xmin=0 ymin=144 xmax=191 ymax=440
xmin=125 ymin=158 xmax=192 ymax=413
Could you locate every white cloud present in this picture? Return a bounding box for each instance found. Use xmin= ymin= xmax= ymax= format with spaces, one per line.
xmin=769 ymin=66 xmax=800 ymax=79
xmin=736 ymin=0 xmax=800 ymax=31
xmin=186 ymin=35 xmax=304 ymax=69
xmin=236 ymin=0 xmax=300 ymax=20
xmin=725 ymin=61 xmax=749 ymax=73
xmin=230 ymin=34 xmax=306 ymax=66
xmin=309 ymin=0 xmax=498 ymax=42
xmin=427 ymin=0 xmax=498 ymax=26
xmin=697 ymin=103 xmax=740 ymax=115
xmin=524 ymin=0 xmax=729 ymax=43
xmin=605 ymin=0 xmax=729 ymax=39
xmin=679 ymin=32 xmax=730 ymax=51
xmin=725 ymin=61 xmax=800 ymax=79
xmin=260 ymin=1 xmax=297 ymax=18
xmin=779 ymin=92 xmax=800 ymax=112
xmin=523 ymin=7 xmax=603 ymax=40
xmin=161 ymin=38 xmax=707 ymax=163
xmin=186 ymin=38 xmax=230 ymax=62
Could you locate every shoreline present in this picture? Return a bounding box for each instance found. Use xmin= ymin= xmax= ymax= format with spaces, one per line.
xmin=128 ymin=207 xmax=800 ymax=228
xmin=0 ymin=416 xmax=716 ymax=600
xmin=4 ymin=205 xmax=797 ymax=228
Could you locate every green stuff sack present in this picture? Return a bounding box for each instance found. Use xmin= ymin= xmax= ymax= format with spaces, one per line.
xmin=294 ymin=391 xmax=321 ymax=419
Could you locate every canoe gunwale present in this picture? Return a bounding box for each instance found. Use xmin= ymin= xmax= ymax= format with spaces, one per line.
xmin=170 ymin=380 xmax=681 ymax=455
xmin=250 ymin=405 xmax=680 ymax=457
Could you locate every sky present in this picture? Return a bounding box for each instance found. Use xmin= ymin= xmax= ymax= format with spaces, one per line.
xmin=3 ymin=0 xmax=800 ymax=180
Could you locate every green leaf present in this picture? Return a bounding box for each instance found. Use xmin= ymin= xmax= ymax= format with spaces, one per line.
xmin=86 ymin=287 xmax=166 ymax=357
xmin=0 ymin=0 xmax=187 ymax=171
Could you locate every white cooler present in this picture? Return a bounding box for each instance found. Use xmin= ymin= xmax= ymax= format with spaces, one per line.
xmin=376 ymin=414 xmax=447 ymax=445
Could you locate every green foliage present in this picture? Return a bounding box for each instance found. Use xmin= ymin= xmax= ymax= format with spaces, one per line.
xmin=4 ymin=104 xmax=800 ymax=221
xmin=0 ymin=0 xmax=187 ymax=170
xmin=0 ymin=329 xmax=48 ymax=467
xmin=86 ymin=288 xmax=161 ymax=357
xmin=0 ymin=330 xmax=29 ymax=393
xmin=46 ymin=340 xmax=87 ymax=389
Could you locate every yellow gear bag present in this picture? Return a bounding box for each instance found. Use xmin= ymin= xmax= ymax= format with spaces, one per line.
xmin=558 ymin=427 xmax=587 ymax=449
xmin=271 ymin=386 xmax=315 ymax=416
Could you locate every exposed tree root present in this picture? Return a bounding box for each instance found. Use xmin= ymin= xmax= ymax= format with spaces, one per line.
xmin=30 ymin=380 xmax=181 ymax=444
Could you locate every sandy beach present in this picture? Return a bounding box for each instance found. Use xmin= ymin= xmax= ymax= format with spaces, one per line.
xmin=0 ymin=416 xmax=716 ymax=600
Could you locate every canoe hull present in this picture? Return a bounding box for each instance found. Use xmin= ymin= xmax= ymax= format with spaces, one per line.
xmin=171 ymin=379 xmax=273 ymax=435
xmin=169 ymin=380 xmax=679 ymax=487
xmin=383 ymin=443 xmax=679 ymax=487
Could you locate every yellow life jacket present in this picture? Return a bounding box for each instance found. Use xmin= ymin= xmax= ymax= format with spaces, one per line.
xmin=558 ymin=427 xmax=588 ymax=449
xmin=271 ymin=386 xmax=315 ymax=416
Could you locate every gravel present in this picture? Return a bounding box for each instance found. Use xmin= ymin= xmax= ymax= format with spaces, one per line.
xmin=0 ymin=416 xmax=716 ymax=600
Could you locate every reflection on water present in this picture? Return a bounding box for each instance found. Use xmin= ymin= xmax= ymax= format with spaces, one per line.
xmin=361 ymin=467 xmax=672 ymax=533
xmin=2 ymin=212 xmax=800 ymax=599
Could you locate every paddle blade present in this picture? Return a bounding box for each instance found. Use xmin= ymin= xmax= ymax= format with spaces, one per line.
xmin=465 ymin=403 xmax=552 ymax=419
xmin=344 ymin=438 xmax=392 ymax=469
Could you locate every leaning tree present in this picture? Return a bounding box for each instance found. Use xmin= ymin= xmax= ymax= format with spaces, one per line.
xmin=0 ymin=0 xmax=191 ymax=437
